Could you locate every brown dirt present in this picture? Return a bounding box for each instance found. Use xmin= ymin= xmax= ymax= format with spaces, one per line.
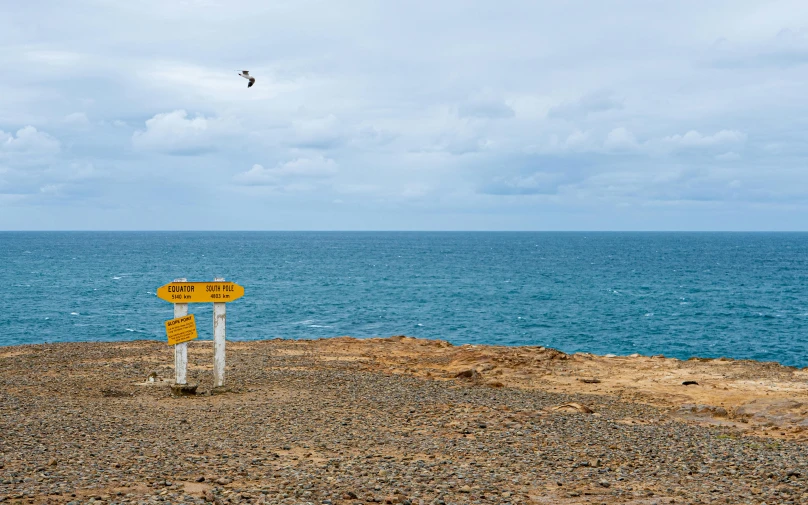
xmin=1 ymin=337 xmax=806 ymax=505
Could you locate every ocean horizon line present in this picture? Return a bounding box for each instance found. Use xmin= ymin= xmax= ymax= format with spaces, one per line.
xmin=3 ymin=229 xmax=808 ymax=233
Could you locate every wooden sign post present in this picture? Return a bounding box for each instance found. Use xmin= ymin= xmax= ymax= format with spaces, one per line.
xmin=157 ymin=277 xmax=244 ymax=389
xmin=173 ymin=277 xmax=189 ymax=385
xmin=213 ymin=277 xmax=226 ymax=388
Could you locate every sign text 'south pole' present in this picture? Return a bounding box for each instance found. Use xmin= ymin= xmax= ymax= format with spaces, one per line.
xmin=213 ymin=277 xmax=226 ymax=387
xmin=173 ymin=277 xmax=189 ymax=385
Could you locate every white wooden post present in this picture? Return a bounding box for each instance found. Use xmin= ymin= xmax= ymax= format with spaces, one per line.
xmin=213 ymin=276 xmax=226 ymax=387
xmin=173 ymin=277 xmax=188 ymax=385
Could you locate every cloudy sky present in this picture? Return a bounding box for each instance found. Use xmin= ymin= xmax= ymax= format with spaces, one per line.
xmin=2 ymin=0 xmax=807 ymax=230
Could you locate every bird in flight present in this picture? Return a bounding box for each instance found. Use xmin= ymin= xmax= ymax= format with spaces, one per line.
xmin=237 ymin=70 xmax=256 ymax=88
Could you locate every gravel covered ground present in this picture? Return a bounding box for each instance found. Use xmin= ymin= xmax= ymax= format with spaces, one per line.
xmin=1 ymin=339 xmax=806 ymax=505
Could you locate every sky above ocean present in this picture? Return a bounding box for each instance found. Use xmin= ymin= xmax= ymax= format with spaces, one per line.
xmin=1 ymin=1 xmax=808 ymax=230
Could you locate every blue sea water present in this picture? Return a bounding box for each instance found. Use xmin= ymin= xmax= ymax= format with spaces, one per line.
xmin=1 ymin=232 xmax=807 ymax=367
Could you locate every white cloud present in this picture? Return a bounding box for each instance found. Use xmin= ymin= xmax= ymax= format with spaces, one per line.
xmin=564 ymin=130 xmax=590 ymax=149
xmin=39 ymin=183 xmax=63 ymax=194
xmin=234 ymin=156 xmax=338 ymax=186
xmin=545 ymin=130 xmax=593 ymax=152
xmin=24 ymin=50 xmax=84 ymax=66
xmin=288 ymin=115 xmax=344 ymax=149
xmin=481 ymin=172 xmax=568 ymax=196
xmin=49 ymin=162 xmax=106 ymax=182
xmin=0 ymin=126 xmax=60 ymax=155
xmin=604 ymin=127 xmax=639 ymax=151
xmin=548 ymin=90 xmax=623 ymax=119
xmin=399 ymin=183 xmax=433 ymax=199
xmin=716 ymin=151 xmax=741 ymax=161
xmin=457 ymin=99 xmax=515 ymax=119
xmin=131 ymin=110 xmax=239 ymax=155
xmin=352 ymin=126 xmax=397 ymax=148
xmin=63 ymin=112 xmax=90 ymax=127
xmin=0 ymin=156 xmax=108 ymax=200
xmin=661 ymin=130 xmax=747 ymax=148
xmin=709 ymin=28 xmax=808 ymax=69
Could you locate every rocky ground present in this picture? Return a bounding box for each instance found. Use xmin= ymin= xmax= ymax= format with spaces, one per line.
xmin=1 ymin=337 xmax=807 ymax=505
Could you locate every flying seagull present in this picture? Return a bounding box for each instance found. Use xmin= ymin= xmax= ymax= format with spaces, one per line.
xmin=237 ymin=70 xmax=255 ymax=88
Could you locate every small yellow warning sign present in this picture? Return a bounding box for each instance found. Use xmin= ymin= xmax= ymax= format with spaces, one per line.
xmin=165 ymin=314 xmax=198 ymax=346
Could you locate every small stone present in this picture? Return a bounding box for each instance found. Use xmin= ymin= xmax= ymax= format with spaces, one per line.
xmin=204 ymin=490 xmax=214 ymax=502
xmin=343 ymin=491 xmax=358 ymax=499
xmin=215 ymin=477 xmax=231 ymax=486
xmin=599 ymin=480 xmax=611 ymax=488
xmin=459 ymin=485 xmax=471 ymax=493
xmin=196 ymin=476 xmax=205 ymax=483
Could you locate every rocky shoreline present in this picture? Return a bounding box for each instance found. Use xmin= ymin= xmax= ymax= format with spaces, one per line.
xmin=1 ymin=337 xmax=807 ymax=504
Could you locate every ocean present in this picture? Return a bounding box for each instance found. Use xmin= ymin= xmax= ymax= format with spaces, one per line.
xmin=2 ymin=232 xmax=807 ymax=367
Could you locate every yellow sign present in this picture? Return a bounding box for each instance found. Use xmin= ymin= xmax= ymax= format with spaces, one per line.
xmin=156 ymin=281 xmax=245 ymax=303
xmin=165 ymin=314 xmax=199 ymax=345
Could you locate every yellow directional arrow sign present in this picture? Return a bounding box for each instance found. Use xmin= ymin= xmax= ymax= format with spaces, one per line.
xmin=156 ymin=281 xmax=245 ymax=303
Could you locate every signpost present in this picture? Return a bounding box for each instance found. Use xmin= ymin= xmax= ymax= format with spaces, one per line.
xmin=171 ymin=278 xmax=189 ymax=385
xmin=212 ymin=277 xmax=227 ymax=388
xmin=157 ymin=277 xmax=244 ymax=389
